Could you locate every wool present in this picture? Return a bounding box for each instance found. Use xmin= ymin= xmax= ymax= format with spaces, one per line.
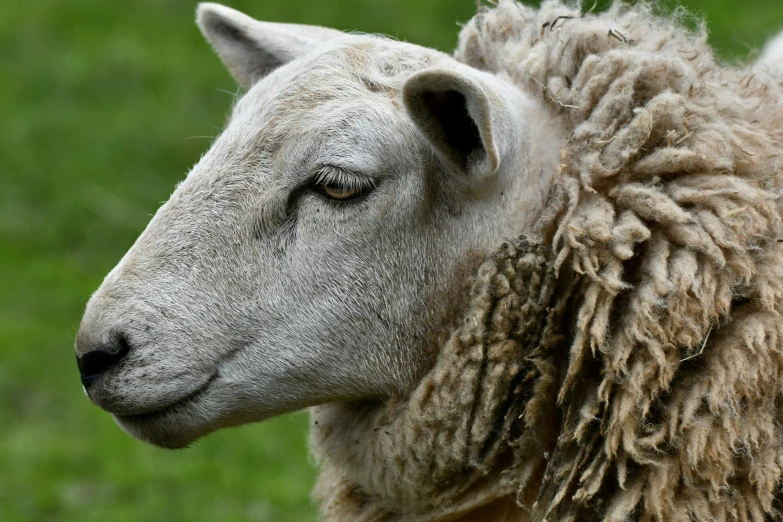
xmin=312 ymin=239 xmax=564 ymax=520
xmin=311 ymin=1 xmax=783 ymax=520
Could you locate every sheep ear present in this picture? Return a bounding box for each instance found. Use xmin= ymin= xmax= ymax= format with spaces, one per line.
xmin=403 ymin=66 xmax=520 ymax=179
xmin=197 ymin=3 xmax=344 ymax=88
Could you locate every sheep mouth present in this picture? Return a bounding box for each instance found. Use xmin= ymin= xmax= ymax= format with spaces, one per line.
xmin=122 ymin=374 xmax=218 ymax=419
xmin=112 ymin=373 xmax=221 ymax=448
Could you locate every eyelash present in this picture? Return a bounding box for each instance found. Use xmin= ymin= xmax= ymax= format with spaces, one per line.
xmin=310 ymin=167 xmax=376 ymax=202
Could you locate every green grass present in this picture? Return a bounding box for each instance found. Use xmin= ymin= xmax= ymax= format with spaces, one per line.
xmin=1 ymin=1 xmax=781 ymax=520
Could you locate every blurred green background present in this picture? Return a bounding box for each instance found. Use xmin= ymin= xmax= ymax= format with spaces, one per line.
xmin=1 ymin=0 xmax=781 ymax=520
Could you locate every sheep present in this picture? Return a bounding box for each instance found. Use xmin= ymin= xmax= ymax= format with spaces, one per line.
xmin=758 ymin=30 xmax=783 ymax=78
xmin=75 ymin=1 xmax=783 ymax=521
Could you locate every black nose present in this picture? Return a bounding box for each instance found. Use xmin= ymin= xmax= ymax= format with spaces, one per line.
xmin=76 ymin=333 xmax=131 ymax=388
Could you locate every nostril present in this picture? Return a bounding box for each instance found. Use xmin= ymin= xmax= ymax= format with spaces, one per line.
xmin=77 ymin=333 xmax=132 ymax=388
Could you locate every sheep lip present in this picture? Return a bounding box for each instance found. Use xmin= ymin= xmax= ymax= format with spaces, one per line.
xmin=115 ymin=373 xmax=218 ymax=420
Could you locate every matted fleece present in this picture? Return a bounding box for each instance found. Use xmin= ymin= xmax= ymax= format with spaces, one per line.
xmin=310 ymin=1 xmax=783 ymax=521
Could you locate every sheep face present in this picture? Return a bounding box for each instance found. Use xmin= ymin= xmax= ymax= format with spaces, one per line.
xmin=74 ymin=3 xmax=564 ymax=448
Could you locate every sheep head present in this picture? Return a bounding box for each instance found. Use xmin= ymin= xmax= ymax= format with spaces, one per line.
xmin=74 ymin=3 xmax=564 ymax=449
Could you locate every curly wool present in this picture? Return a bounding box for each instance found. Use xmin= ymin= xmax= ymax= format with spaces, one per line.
xmin=311 ymin=1 xmax=783 ymax=520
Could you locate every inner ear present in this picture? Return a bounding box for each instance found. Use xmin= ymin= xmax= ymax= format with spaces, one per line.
xmin=421 ymin=89 xmax=483 ymax=170
xmin=206 ymin=14 xmax=248 ymax=43
xmin=204 ymin=16 xmax=281 ymax=79
xmin=403 ymin=68 xmax=501 ymax=178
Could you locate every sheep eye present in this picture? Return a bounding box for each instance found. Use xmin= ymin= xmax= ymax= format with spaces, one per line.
xmin=319 ymin=181 xmax=364 ymax=201
xmin=312 ymin=167 xmax=375 ymax=202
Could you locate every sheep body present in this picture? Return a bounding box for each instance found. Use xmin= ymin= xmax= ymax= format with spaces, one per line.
xmin=311 ymin=2 xmax=783 ymax=520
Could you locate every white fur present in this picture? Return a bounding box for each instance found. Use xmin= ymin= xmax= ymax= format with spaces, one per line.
xmin=757 ymin=30 xmax=783 ymax=79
